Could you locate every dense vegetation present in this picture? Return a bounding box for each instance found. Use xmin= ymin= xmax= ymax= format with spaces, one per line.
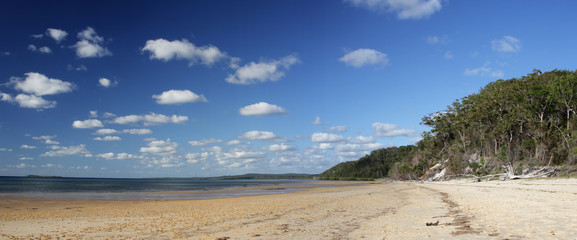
xmin=321 ymin=69 xmax=577 ymax=180
xmin=318 ymin=146 xmax=416 ymax=180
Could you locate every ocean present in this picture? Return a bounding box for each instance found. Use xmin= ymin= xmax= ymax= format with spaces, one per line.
xmin=0 ymin=176 xmax=319 ymax=200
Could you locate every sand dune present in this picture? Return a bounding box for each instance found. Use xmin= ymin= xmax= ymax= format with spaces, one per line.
xmin=1 ymin=179 xmax=576 ymax=239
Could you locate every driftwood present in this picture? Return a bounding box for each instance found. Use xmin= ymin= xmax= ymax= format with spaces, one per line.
xmin=500 ymin=164 xmax=560 ymax=180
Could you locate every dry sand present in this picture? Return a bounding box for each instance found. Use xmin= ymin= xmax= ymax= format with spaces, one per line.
xmin=1 ymin=179 xmax=576 ymax=239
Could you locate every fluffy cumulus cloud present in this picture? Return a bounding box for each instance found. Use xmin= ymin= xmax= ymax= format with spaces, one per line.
xmin=142 ymin=38 xmax=227 ymax=66
xmin=238 ymin=130 xmax=287 ymax=142
xmin=2 ymin=94 xmax=56 ymax=109
xmin=73 ymin=27 xmax=112 ymax=58
xmin=153 ymin=89 xmax=208 ymax=105
xmin=28 ymin=45 xmax=52 ymax=54
xmin=98 ymin=78 xmax=117 ymax=88
xmin=2 ymin=72 xmax=74 ymax=109
xmin=42 ymin=144 xmax=90 ymax=157
xmin=346 ymin=0 xmax=442 ymax=19
xmin=46 ymin=28 xmax=68 ymax=42
xmin=339 ymin=48 xmax=389 ymax=68
xmin=72 ymin=119 xmax=104 ymax=129
xmin=112 ymin=113 xmax=188 ymax=126
xmin=492 ymin=36 xmax=521 ymax=53
xmin=226 ymin=55 xmax=299 ymax=85
xmin=140 ymin=138 xmax=178 ymax=156
xmin=239 ymin=102 xmax=287 ymax=116
xmin=9 ymin=72 xmax=74 ymax=96
xmin=311 ymin=132 xmax=346 ymax=143
xmin=372 ymin=122 xmax=418 ymax=137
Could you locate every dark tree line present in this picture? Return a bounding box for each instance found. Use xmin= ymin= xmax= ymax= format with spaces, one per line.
xmin=320 ymin=69 xmax=577 ymax=180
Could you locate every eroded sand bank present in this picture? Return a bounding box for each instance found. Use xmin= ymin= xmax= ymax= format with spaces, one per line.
xmin=1 ymin=179 xmax=576 ymax=239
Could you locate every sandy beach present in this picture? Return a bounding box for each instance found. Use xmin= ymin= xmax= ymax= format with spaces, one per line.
xmin=1 ymin=179 xmax=576 ymax=240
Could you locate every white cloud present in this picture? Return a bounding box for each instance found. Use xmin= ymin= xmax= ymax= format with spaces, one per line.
xmin=67 ymin=64 xmax=88 ymax=71
xmin=73 ymin=27 xmax=112 ymax=58
xmin=9 ymin=72 xmax=74 ymax=96
xmin=93 ymin=136 xmax=122 ymax=141
xmin=0 ymin=148 xmax=13 ymax=152
xmin=94 ymin=128 xmax=118 ymax=135
xmin=97 ymin=152 xmax=141 ymax=160
xmin=223 ymin=150 xmax=266 ymax=160
xmin=112 ymin=113 xmax=188 ymax=126
xmin=140 ymin=138 xmax=178 ymax=155
xmin=348 ymin=135 xmax=376 ymax=143
xmin=261 ymin=143 xmax=295 ymax=152
xmin=28 ymin=45 xmax=52 ymax=54
xmin=238 ymin=130 xmax=287 ymax=142
xmin=372 ymin=122 xmax=418 ymax=137
xmin=46 ymin=28 xmax=68 ymax=42
xmin=311 ymin=132 xmax=346 ymax=143
xmin=464 ymin=66 xmax=504 ymax=78
xmin=239 ymin=102 xmax=287 ymax=116
xmin=225 ymin=140 xmax=245 ymax=145
xmin=42 ymin=163 xmax=64 ymax=168
xmin=444 ymin=51 xmax=454 ymax=59
xmin=13 ymin=163 xmax=34 ymax=168
xmin=44 ymin=139 xmax=60 ymax=145
xmin=98 ymin=78 xmax=117 ymax=88
xmin=97 ymin=152 xmax=115 ymax=160
xmin=225 ymin=55 xmax=299 ymax=85
xmin=185 ymin=152 xmax=210 ymax=164
xmin=2 ymin=93 xmax=56 ymax=109
xmin=188 ymin=138 xmax=223 ymax=146
xmin=492 ymin=36 xmax=521 ymax=53
xmin=20 ymin=145 xmax=37 ymax=149
xmin=312 ymin=116 xmax=324 ymax=125
xmin=334 ymin=143 xmax=384 ymax=155
xmin=31 ymin=135 xmax=59 ymax=145
xmin=123 ymin=129 xmax=152 ymax=135
xmin=328 ymin=125 xmax=348 ymax=133
xmin=0 ymin=93 xmax=12 ymax=102
xmin=317 ymin=143 xmax=334 ymax=150
xmin=153 ymin=89 xmax=208 ymax=104
xmin=72 ymin=119 xmax=104 ymax=129
xmin=339 ymin=48 xmax=389 ymax=68
xmin=42 ymin=144 xmax=90 ymax=157
xmin=142 ymin=38 xmax=226 ymax=66
xmin=346 ymin=0 xmax=442 ymax=19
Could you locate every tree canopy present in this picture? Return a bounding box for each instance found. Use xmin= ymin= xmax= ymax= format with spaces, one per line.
xmin=320 ymin=69 xmax=577 ymax=180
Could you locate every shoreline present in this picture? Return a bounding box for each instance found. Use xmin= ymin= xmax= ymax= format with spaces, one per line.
xmin=1 ymin=179 xmax=576 ymax=239
xmin=0 ymin=179 xmax=362 ymax=201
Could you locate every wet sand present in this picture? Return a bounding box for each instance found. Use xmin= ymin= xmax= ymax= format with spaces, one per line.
xmin=1 ymin=179 xmax=576 ymax=239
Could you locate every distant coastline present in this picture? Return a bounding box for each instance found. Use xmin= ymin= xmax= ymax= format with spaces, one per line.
xmin=17 ymin=173 xmax=318 ymax=180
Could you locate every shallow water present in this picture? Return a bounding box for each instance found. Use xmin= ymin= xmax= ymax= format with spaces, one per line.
xmin=0 ymin=176 xmax=319 ymax=200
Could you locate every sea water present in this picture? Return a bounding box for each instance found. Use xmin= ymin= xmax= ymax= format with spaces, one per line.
xmin=0 ymin=176 xmax=314 ymax=200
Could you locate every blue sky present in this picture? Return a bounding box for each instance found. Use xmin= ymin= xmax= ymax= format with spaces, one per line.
xmin=1 ymin=0 xmax=577 ymax=178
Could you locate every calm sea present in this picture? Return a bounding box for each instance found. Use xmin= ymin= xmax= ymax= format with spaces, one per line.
xmin=0 ymin=176 xmax=317 ymax=200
